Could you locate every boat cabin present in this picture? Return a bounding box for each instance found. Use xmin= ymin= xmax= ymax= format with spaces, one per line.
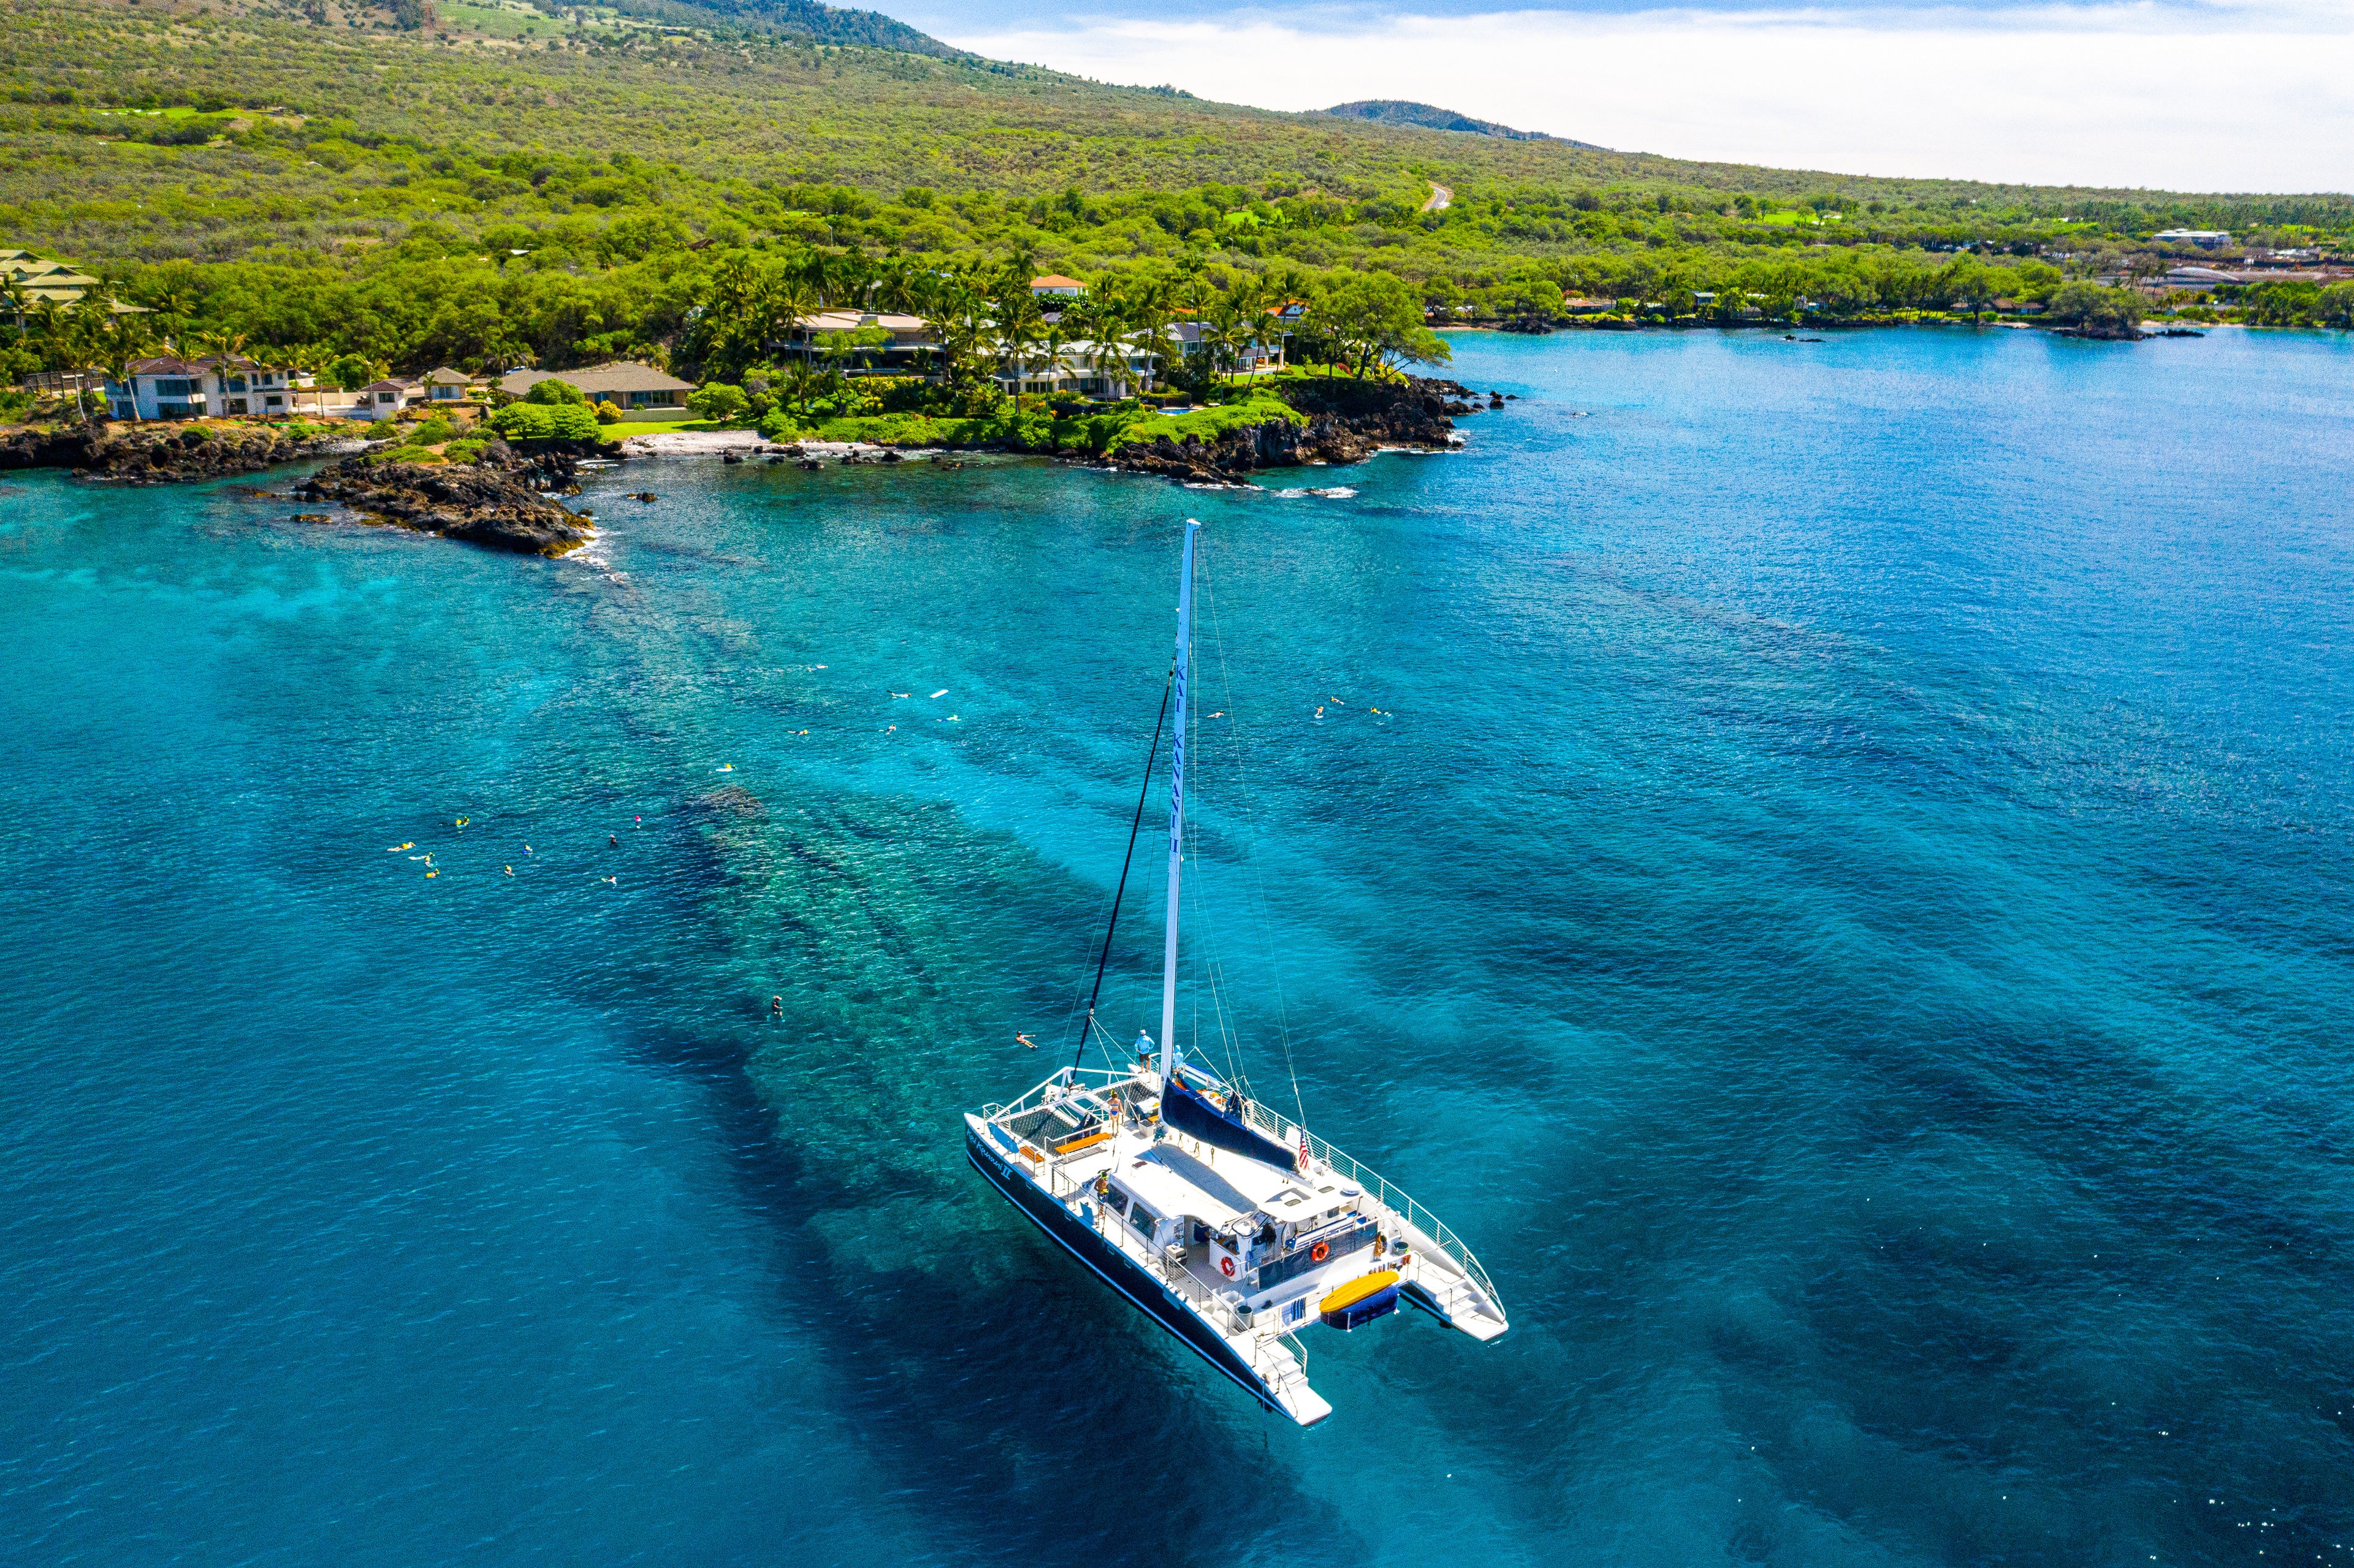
xmin=1099 ymin=1129 xmax=1378 ymax=1330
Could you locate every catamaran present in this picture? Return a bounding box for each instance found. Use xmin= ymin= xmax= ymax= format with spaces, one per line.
xmin=962 ymin=519 xmax=1507 ymax=1426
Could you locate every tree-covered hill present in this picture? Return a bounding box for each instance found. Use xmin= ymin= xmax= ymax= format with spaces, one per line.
xmin=582 ymin=0 xmax=961 ymax=57
xmin=8 ymin=0 xmax=2348 ymax=272
xmin=1322 ymin=100 xmax=1600 ymax=149
xmin=2 ymin=0 xmax=2350 ymax=404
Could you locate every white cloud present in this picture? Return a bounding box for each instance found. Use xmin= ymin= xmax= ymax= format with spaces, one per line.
xmin=937 ymin=6 xmax=2354 ymax=190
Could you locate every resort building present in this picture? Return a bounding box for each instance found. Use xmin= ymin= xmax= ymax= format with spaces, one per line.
xmin=2 ymin=250 xmax=121 ymax=315
xmin=784 ymin=311 xmax=943 ymax=375
xmin=495 ymin=361 xmax=694 ymax=413
xmin=991 ymin=337 xmax=1159 ymax=402
xmin=2153 ymin=229 xmax=2233 ymax=249
xmin=1167 ymin=319 xmax=1286 ymax=376
xmin=1029 ymin=275 xmax=1087 ymax=299
xmin=105 ymin=356 xmax=316 ymax=421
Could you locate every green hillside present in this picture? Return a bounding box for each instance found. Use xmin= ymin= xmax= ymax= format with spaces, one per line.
xmin=2 ymin=0 xmax=2350 ymax=404
xmin=10 ymin=0 xmax=2348 ymax=267
xmin=1322 ymin=99 xmax=1600 ymax=149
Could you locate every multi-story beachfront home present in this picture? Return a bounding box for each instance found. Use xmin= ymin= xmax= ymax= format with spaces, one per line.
xmin=105 ymin=356 xmax=316 ymax=421
xmin=992 ymin=336 xmax=1161 ymax=402
xmin=783 ymin=311 xmax=943 ymax=377
xmin=1167 ymin=319 xmax=1287 ymax=377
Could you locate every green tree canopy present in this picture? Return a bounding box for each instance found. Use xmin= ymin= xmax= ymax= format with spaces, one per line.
xmin=1311 ymin=272 xmax=1453 ymax=378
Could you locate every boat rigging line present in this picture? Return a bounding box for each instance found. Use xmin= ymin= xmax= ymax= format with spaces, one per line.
xmin=1195 ymin=543 xmax=1312 ymax=1143
xmin=1068 ymin=663 xmax=1175 ymax=1073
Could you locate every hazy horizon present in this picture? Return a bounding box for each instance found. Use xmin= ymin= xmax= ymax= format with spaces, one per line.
xmin=876 ymin=0 xmax=2354 ymax=194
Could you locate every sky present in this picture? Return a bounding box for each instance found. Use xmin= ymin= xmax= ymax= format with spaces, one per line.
xmin=879 ymin=0 xmax=2354 ymax=192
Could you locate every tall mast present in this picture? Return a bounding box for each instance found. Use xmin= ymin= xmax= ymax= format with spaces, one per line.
xmin=1157 ymin=520 xmax=1199 ymax=1090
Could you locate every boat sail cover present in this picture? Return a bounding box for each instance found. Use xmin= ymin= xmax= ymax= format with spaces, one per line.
xmin=1162 ymin=1072 xmax=1300 ymax=1171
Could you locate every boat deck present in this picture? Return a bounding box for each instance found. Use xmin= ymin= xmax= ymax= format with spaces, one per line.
xmin=969 ymin=1064 xmax=1507 ymax=1424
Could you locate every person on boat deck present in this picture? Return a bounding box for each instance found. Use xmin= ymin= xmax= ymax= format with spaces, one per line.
xmin=1136 ymin=1030 xmax=1152 ymax=1062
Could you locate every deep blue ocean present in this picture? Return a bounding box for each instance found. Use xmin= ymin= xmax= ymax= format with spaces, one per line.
xmin=3 ymin=327 xmax=2351 ymax=1567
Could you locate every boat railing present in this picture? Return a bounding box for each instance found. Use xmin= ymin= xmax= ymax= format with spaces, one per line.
xmin=1239 ymin=1100 xmax=1501 ymax=1314
xmin=1044 ymin=1159 xmax=1257 ymax=1339
xmin=984 ymin=1068 xmax=1136 ymax=1127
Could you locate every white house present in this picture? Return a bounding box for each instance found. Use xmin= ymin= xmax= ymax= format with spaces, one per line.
xmin=2154 ymin=229 xmax=2233 ymax=249
xmin=1167 ymin=319 xmax=1286 ymax=376
xmin=339 ymin=378 xmax=420 ymax=421
xmin=1029 ymin=274 xmax=1087 ymax=299
xmin=419 ymin=367 xmax=482 ymax=404
xmin=105 ymin=355 xmax=316 ymax=421
xmin=992 ymin=335 xmax=1160 ymax=401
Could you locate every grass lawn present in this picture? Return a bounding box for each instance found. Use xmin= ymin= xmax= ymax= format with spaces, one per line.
xmin=1104 ymin=395 xmax=1304 ymax=451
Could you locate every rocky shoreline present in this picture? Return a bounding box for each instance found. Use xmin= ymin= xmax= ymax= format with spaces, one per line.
xmin=1 ymin=375 xmax=1511 ymax=558
xmin=0 ymin=422 xmax=365 ymax=484
xmin=294 ymin=441 xmax=595 ymax=557
xmin=1103 ymin=376 xmax=1484 ymax=484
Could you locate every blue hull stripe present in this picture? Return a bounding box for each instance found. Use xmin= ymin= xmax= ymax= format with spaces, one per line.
xmin=964 ymin=1130 xmax=1279 ymax=1414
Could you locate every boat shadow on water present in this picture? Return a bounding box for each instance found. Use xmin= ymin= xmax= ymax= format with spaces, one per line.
xmin=598 ymin=783 xmax=1387 ymax=1561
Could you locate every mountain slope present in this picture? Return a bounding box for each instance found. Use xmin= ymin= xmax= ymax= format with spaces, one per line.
xmin=1323 ymin=99 xmax=1605 ymax=151
xmin=0 ymin=0 xmax=2344 ymax=278
xmin=596 ymin=0 xmax=960 ymax=56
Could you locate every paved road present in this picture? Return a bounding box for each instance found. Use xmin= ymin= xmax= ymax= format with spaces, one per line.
xmin=1422 ymin=183 xmax=1452 ymax=212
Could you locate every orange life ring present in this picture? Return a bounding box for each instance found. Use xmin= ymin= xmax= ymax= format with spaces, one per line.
xmin=1310 ymin=1241 xmax=1330 ymax=1263
xmin=1220 ymin=1255 xmax=1236 ymax=1278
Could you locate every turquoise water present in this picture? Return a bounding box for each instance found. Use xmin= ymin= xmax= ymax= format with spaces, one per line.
xmin=3 ymin=327 xmax=2351 ymax=1566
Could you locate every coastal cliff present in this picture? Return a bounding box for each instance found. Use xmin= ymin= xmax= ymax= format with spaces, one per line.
xmin=1107 ymin=376 xmax=1472 ymax=484
xmin=0 ymin=423 xmax=361 ymax=484
xmin=294 ymin=441 xmax=594 ymax=557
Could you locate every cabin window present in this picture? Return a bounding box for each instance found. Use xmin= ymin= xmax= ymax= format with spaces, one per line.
xmin=1102 ymin=1189 xmax=1129 ymax=1218
xmin=1127 ymin=1204 xmax=1159 ymax=1239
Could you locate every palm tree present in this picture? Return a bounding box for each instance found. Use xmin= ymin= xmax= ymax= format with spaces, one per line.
xmin=997 ymin=307 xmax=1045 ymax=414
xmin=64 ymin=300 xmax=118 ymax=425
xmin=142 ymin=280 xmax=196 ymax=348
xmin=1206 ymin=295 xmax=1252 ymax=390
xmin=868 ymin=256 xmax=924 ymax=318
xmin=279 ymin=343 xmax=329 ymax=415
xmin=923 ymin=278 xmax=992 ymax=403
xmin=1072 ymin=298 xmax=1135 ymax=399
xmin=779 ymin=361 xmax=823 ymax=418
xmin=194 ymin=328 xmax=249 ymax=415
xmin=989 ymin=272 xmax=1046 ymax=413
xmin=1113 ymin=278 xmax=1179 ymax=397
xmin=92 ymin=313 xmax=158 ymax=423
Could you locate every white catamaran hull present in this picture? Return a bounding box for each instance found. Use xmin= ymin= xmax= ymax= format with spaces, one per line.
xmin=964 ymin=1116 xmax=1324 ymax=1424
